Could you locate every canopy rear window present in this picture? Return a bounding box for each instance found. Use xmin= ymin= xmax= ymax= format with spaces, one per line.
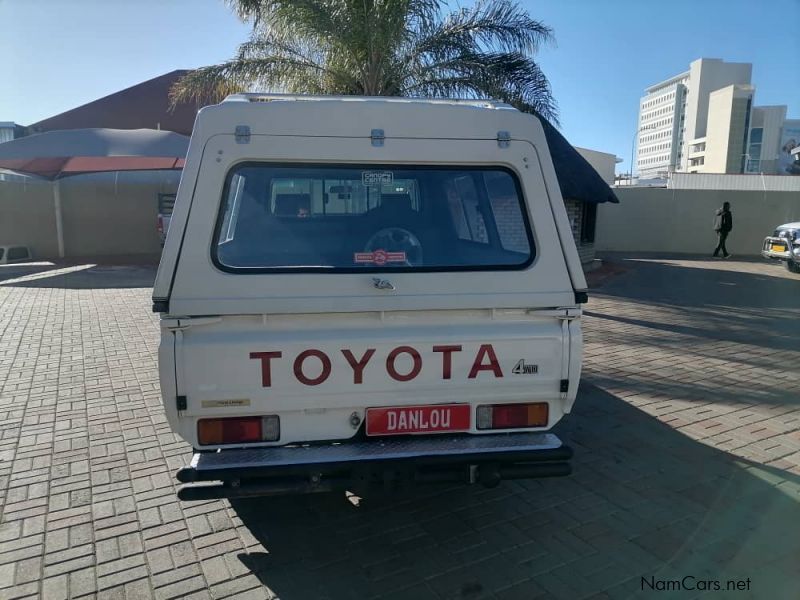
xmin=213 ymin=164 xmax=534 ymax=272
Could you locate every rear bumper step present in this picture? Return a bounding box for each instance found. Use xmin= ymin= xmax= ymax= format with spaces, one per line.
xmin=176 ymin=433 xmax=572 ymax=500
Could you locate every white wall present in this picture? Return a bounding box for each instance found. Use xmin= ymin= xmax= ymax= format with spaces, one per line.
xmin=669 ymin=172 xmax=800 ymax=191
xmin=575 ymin=147 xmax=618 ymax=185
xmin=596 ymin=187 xmax=800 ymax=255
xmin=702 ymin=85 xmax=753 ymax=173
xmin=0 ymin=170 xmax=180 ymax=259
xmin=702 ymin=86 xmax=735 ymax=173
xmin=684 ymin=59 xmax=752 ymax=142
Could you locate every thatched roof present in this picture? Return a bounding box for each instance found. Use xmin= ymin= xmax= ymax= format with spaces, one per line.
xmin=538 ymin=116 xmax=619 ymax=204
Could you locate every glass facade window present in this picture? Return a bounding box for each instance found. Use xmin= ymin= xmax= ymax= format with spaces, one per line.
xmin=745 ymin=127 xmax=763 ymax=173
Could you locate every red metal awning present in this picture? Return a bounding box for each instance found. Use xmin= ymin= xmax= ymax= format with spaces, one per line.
xmin=62 ymin=156 xmax=185 ymax=173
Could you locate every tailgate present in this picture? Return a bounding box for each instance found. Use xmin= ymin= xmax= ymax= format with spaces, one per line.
xmin=164 ymin=309 xmax=576 ymax=446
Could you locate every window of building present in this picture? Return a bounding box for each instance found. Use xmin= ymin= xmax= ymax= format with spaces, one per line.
xmin=745 ymin=159 xmax=761 ymax=173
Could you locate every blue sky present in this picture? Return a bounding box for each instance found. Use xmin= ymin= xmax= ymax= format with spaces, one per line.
xmin=2 ymin=0 xmax=798 ymax=173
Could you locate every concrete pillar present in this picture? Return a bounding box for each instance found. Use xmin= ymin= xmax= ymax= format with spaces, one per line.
xmin=53 ymin=179 xmax=65 ymax=258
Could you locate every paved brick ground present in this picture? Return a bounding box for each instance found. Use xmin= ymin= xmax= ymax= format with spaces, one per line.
xmin=0 ymin=257 xmax=798 ymax=600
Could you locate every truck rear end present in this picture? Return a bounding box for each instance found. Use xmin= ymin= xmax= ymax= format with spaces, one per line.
xmin=153 ymin=95 xmax=586 ymax=500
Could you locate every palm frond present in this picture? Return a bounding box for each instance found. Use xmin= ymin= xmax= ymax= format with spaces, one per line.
xmin=446 ymin=0 xmax=554 ymax=53
xmin=179 ymin=0 xmax=558 ymax=122
xmin=402 ymin=50 xmax=558 ymax=123
xmin=411 ymin=0 xmax=553 ymax=59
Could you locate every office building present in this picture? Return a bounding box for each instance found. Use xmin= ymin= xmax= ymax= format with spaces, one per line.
xmin=744 ymin=106 xmax=787 ymax=173
xmin=637 ymin=59 xmax=798 ymax=177
xmin=687 ymin=84 xmax=754 ymax=173
xmin=636 ymin=58 xmax=752 ymax=178
xmin=0 ymin=122 xmax=23 ymax=144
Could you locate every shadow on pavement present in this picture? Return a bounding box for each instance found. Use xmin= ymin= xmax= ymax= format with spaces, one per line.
xmin=583 ymin=308 xmax=797 ymax=352
xmin=581 ymin=257 xmax=800 ymax=413
xmin=230 ymin=382 xmax=800 ymax=600
xmin=594 ymin=256 xmax=800 ymax=310
xmin=0 ymin=262 xmax=156 ymax=289
xmin=587 ymin=256 xmax=799 ymax=362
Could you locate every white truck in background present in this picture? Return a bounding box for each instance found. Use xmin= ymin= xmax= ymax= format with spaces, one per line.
xmin=153 ymin=94 xmax=585 ymax=500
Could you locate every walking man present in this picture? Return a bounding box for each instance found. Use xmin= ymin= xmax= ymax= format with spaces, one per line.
xmin=712 ymin=201 xmax=733 ymax=258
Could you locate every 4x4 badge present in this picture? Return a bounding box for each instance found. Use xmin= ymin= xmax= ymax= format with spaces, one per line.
xmin=512 ymin=359 xmax=538 ymax=375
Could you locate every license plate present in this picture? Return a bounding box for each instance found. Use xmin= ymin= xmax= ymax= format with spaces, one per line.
xmin=771 ymin=244 xmax=786 ymax=252
xmin=366 ymin=404 xmax=471 ymax=436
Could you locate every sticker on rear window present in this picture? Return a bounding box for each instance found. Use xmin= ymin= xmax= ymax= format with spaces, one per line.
xmin=354 ymin=249 xmax=406 ymax=265
xmin=362 ymin=171 xmax=393 ymax=187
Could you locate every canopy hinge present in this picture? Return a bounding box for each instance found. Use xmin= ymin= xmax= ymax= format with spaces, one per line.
xmin=235 ymin=125 xmax=251 ymax=144
xmin=557 ymin=308 xmax=580 ymax=321
xmin=497 ymin=131 xmax=511 ymax=148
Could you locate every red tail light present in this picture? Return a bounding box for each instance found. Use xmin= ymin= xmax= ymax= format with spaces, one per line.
xmin=476 ymin=403 xmax=548 ymax=430
xmin=197 ymin=416 xmax=279 ymax=445
xmin=157 ymin=215 xmax=164 ymax=235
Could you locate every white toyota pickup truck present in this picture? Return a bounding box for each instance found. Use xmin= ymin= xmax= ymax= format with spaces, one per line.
xmin=153 ymin=94 xmax=586 ymax=500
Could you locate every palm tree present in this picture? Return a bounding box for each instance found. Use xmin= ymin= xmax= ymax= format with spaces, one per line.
xmin=171 ymin=0 xmax=558 ymax=122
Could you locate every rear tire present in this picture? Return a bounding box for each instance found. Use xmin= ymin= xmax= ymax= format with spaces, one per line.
xmin=786 ymin=259 xmax=800 ymax=274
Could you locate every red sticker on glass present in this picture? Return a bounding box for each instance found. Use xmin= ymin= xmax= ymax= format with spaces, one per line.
xmin=354 ymin=249 xmax=406 ymax=265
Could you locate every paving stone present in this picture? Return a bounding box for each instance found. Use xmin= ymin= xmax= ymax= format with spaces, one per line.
xmin=96 ymin=554 xmax=146 ymax=579
xmin=97 ymin=563 xmax=150 ymax=592
xmin=42 ymin=574 xmax=69 ymax=600
xmin=0 ymin=581 xmax=39 ymax=600
xmin=0 ymin=562 xmax=16 ymax=589
xmin=68 ymin=566 xmax=97 ymax=598
xmin=209 ymin=575 xmax=275 ymax=599
xmin=198 ymin=555 xmax=231 ymax=586
xmin=153 ymin=574 xmax=209 ymax=600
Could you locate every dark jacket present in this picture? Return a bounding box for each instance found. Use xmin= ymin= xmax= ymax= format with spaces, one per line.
xmin=713 ymin=208 xmax=733 ymax=233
